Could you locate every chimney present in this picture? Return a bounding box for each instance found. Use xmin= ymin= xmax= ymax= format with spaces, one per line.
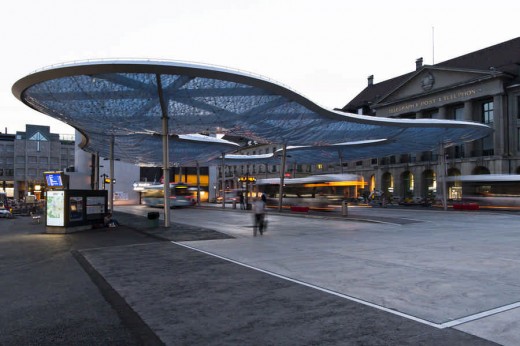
xmin=367 ymin=75 xmax=374 ymax=86
xmin=416 ymin=57 xmax=423 ymax=70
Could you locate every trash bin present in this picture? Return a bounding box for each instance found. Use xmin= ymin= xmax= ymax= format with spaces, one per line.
xmin=147 ymin=211 xmax=160 ymax=227
xmin=341 ymin=200 xmax=348 ymax=216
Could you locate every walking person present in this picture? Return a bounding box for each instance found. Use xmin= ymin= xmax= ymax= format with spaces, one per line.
xmin=239 ymin=192 xmax=245 ymax=210
xmin=252 ymin=197 xmax=266 ymax=236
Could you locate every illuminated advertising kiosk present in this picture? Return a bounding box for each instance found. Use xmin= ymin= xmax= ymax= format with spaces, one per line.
xmin=44 ymin=171 xmax=107 ymax=233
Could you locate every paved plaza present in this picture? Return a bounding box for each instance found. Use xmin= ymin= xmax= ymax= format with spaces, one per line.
xmin=2 ymin=205 xmax=520 ymax=345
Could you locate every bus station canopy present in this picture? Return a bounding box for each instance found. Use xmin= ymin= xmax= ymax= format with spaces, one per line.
xmin=84 ymin=132 xmax=238 ymax=167
xmin=214 ymin=137 xmax=467 ymax=166
xmin=12 ymin=59 xmax=493 ymax=167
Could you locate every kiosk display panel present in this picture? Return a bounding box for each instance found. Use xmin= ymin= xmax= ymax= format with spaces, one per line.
xmin=47 ymin=190 xmax=65 ymax=226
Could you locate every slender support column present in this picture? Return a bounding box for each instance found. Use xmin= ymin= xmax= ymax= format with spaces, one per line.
xmin=109 ymin=136 xmax=114 ymax=213
xmin=196 ymin=161 xmax=201 ymax=206
xmin=94 ymin=152 xmax=99 ymax=190
xmin=439 ymin=143 xmax=447 ymax=211
xmin=338 ymin=150 xmax=344 ymax=174
xmin=278 ymin=143 xmax=287 ymax=212
xmin=221 ymin=154 xmax=226 ymax=209
xmin=157 ymin=74 xmax=171 ymax=227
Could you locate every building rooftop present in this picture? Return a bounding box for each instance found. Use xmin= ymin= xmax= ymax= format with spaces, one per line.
xmin=342 ymin=37 xmax=520 ymax=113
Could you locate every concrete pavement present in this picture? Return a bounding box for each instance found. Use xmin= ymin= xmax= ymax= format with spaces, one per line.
xmin=3 ymin=204 xmax=519 ymax=345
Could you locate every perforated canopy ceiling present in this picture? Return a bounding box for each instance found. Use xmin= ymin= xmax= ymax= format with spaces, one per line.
xmin=12 ymin=59 xmax=492 ymax=167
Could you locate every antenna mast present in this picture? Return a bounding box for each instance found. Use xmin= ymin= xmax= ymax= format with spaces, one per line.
xmin=432 ymin=26 xmax=435 ymax=64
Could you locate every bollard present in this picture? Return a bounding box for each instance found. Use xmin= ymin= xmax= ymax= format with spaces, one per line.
xmin=342 ymin=200 xmax=348 ymax=216
xmin=147 ymin=211 xmax=160 ymax=228
xmin=232 ymin=200 xmax=237 ymax=209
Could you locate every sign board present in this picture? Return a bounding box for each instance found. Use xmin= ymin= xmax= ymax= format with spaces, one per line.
xmin=45 ymin=172 xmax=63 ymax=187
xmin=43 ymin=171 xmax=68 ymax=189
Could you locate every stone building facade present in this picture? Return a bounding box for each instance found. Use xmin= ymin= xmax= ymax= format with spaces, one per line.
xmin=340 ymin=37 xmax=520 ymax=202
xmin=0 ymin=125 xmax=75 ymax=200
xmin=218 ymin=37 xmax=520 ymax=204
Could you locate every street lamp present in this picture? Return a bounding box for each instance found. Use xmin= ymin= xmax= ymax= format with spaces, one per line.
xmin=100 ymin=173 xmax=108 ymax=190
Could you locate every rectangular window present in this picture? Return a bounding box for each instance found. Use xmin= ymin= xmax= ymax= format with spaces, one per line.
xmin=453 ymin=105 xmax=464 ymax=121
xmin=481 ymin=100 xmax=494 ymax=155
xmin=423 ymin=109 xmax=439 ymax=119
xmin=482 ymin=101 xmax=494 ymax=124
xmin=517 ymin=96 xmax=520 ymax=119
xmin=517 ymin=128 xmax=520 ymax=152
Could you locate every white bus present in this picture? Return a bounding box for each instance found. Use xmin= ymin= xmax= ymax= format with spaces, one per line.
xmin=446 ymin=174 xmax=520 ymax=210
xmin=141 ymin=183 xmax=196 ymax=208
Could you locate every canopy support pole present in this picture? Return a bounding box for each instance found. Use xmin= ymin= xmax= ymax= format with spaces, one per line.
xmin=109 ymin=136 xmax=114 ymax=213
xmin=278 ymin=143 xmax=287 ymax=212
xmin=94 ymin=152 xmax=99 ymax=190
xmin=439 ymin=143 xmax=448 ymax=211
xmin=338 ymin=150 xmax=344 ymax=174
xmin=157 ymin=74 xmax=171 ymax=227
xmin=221 ymin=153 xmax=226 ymax=209
xmin=196 ymin=161 xmax=201 ymax=206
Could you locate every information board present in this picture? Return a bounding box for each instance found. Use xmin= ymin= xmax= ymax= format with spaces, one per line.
xmin=46 ymin=190 xmax=65 ymax=226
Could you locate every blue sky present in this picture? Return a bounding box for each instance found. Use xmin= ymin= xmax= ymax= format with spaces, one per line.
xmin=1 ymin=0 xmax=518 ymax=135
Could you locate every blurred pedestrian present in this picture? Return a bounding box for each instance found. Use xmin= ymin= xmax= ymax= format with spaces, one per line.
xmin=239 ymin=192 xmax=246 ymax=210
xmin=252 ymin=197 xmax=266 ymax=236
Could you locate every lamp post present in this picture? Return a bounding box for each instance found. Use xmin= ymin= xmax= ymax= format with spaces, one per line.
xmin=100 ymin=173 xmax=108 ymax=190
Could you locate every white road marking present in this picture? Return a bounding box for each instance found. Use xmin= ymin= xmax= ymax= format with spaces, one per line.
xmin=173 ymin=241 xmax=520 ymax=330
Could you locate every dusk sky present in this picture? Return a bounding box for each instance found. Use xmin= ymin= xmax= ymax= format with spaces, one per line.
xmin=1 ymin=0 xmax=518 ymax=135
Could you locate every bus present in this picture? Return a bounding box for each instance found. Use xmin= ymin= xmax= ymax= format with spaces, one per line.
xmin=446 ymin=174 xmax=520 ymax=210
xmin=141 ymin=183 xmax=196 ymax=208
xmin=256 ymin=174 xmax=366 ymax=211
